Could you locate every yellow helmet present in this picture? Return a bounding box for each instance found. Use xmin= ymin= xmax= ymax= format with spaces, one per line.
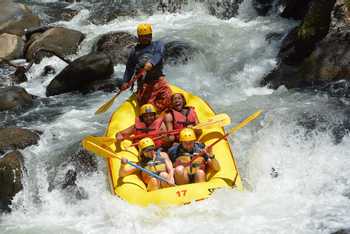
xmin=140 ymin=104 xmax=157 ymax=116
xmin=179 ymin=128 xmax=196 ymax=142
xmin=138 ymin=137 xmax=155 ymax=152
xmin=137 ymin=23 xmax=152 ymax=36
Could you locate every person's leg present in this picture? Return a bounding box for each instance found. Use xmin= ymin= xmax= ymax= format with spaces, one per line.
xmin=147 ymin=178 xmax=160 ymax=191
xmin=174 ymin=165 xmax=190 ymax=185
xmin=194 ymin=169 xmax=206 ymax=183
xmin=159 ymin=171 xmax=172 ymax=188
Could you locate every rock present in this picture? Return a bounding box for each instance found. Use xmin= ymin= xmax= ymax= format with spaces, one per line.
xmin=280 ymin=0 xmax=312 ymax=20
xmin=0 ymin=128 xmax=40 ymax=154
xmin=0 ymin=150 xmax=23 ymax=212
xmin=94 ymin=31 xmax=137 ymax=65
xmin=25 ymin=27 xmax=85 ymax=63
xmin=88 ymin=1 xmax=139 ymax=25
xmin=46 ymin=53 xmax=114 ymax=96
xmin=262 ymin=0 xmax=338 ymax=89
xmin=70 ymin=148 xmax=98 ymax=174
xmin=41 ymin=65 xmax=56 ymax=77
xmin=0 ymin=86 xmax=34 ymax=111
xmin=331 ymin=0 xmax=350 ymax=30
xmin=0 ymin=0 xmax=41 ymax=36
xmin=252 ymin=0 xmax=275 ymax=16
xmin=208 ymin=0 xmax=244 ymax=19
xmin=332 ymin=229 xmax=350 ymax=234
xmin=164 ymin=40 xmax=198 ymax=65
xmin=0 ymin=33 xmax=25 ymax=60
xmin=263 ymin=26 xmax=350 ymax=89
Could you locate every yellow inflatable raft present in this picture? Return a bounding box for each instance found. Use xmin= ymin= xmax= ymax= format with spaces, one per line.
xmin=82 ymin=85 xmax=243 ymax=206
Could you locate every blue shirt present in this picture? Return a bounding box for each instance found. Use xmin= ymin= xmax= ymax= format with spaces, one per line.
xmin=168 ymin=142 xmax=206 ymax=163
xmin=123 ymin=40 xmax=165 ymax=83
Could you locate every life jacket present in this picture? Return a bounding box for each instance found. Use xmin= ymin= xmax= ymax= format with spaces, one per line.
xmin=170 ymin=143 xmax=207 ymax=175
xmin=135 ymin=116 xmax=164 ymax=148
xmin=171 ymin=107 xmax=197 ymax=131
xmin=141 ymin=149 xmax=166 ymax=175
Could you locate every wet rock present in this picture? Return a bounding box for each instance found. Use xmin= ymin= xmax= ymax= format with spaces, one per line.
xmin=208 ymin=0 xmax=243 ymax=19
xmin=88 ymin=1 xmax=139 ymax=25
xmin=280 ymin=0 xmax=311 ymax=20
xmin=70 ymin=148 xmax=98 ymax=174
xmin=41 ymin=65 xmax=56 ymax=77
xmin=262 ymin=0 xmax=338 ymax=88
xmin=46 ymin=52 xmax=114 ymax=96
xmin=24 ymin=26 xmax=53 ymax=41
xmin=0 ymin=33 xmax=25 ymax=60
xmin=0 ymin=150 xmax=24 ymax=212
xmin=0 ymin=86 xmax=34 ymax=111
xmin=0 ymin=127 xmax=40 ymax=154
xmin=93 ymin=31 xmax=137 ymax=65
xmin=252 ymin=0 xmax=275 ymax=16
xmin=331 ymin=229 xmax=350 ymax=234
xmin=0 ymin=0 xmax=41 ymax=36
xmin=164 ymin=40 xmax=198 ymax=65
xmin=25 ymin=27 xmax=85 ymax=63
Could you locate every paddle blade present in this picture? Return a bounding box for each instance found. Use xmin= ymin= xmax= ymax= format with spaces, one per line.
xmin=95 ymin=92 xmax=119 ymax=115
xmin=229 ymin=110 xmax=262 ymax=134
xmin=193 ymin=113 xmax=231 ymax=129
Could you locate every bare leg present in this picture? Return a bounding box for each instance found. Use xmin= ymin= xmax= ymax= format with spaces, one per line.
xmin=194 ymin=169 xmax=206 ymax=183
xmin=147 ymin=177 xmax=160 ymax=191
xmin=159 ymin=172 xmax=172 ymax=188
xmin=174 ymin=165 xmax=190 ymax=185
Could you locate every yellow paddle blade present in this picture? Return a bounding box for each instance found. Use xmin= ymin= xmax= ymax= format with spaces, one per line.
xmin=193 ymin=113 xmax=231 ymax=129
xmin=82 ymin=136 xmax=119 ymax=160
xmin=229 ymin=110 xmax=262 ymax=134
xmin=95 ymin=93 xmax=119 ymax=115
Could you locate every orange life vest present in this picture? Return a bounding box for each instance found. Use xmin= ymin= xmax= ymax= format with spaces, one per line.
xmin=135 ymin=116 xmax=164 ymax=148
xmin=171 ymin=107 xmax=197 ymax=130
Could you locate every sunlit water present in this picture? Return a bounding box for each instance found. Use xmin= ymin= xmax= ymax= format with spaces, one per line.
xmin=1 ymin=1 xmax=350 ymax=233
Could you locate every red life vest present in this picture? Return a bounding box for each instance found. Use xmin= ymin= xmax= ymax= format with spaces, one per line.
xmin=135 ymin=116 xmax=164 ymax=148
xmin=171 ymin=107 xmax=197 ymax=131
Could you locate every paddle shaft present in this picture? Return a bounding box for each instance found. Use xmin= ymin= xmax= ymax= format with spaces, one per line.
xmin=126 ymin=160 xmax=174 ymax=186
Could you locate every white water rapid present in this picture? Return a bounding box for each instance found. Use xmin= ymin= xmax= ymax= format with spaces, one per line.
xmin=1 ymin=1 xmax=350 ymax=234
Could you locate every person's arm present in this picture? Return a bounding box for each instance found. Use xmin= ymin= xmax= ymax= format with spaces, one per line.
xmin=115 ymin=125 xmax=135 ymax=141
xmin=163 ymin=113 xmax=175 ymax=143
xmin=119 ymin=158 xmax=138 ymax=177
xmin=203 ymin=147 xmax=220 ymax=172
xmin=144 ymin=41 xmax=165 ymax=71
xmin=162 ymin=152 xmax=175 ymax=184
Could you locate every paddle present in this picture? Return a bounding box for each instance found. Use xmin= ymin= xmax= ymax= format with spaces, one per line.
xmin=95 ymin=70 xmax=146 ymax=115
xmin=83 ymin=136 xmax=175 ymax=186
xmin=93 ymin=113 xmax=231 ymax=144
xmin=183 ymin=110 xmax=263 ymax=166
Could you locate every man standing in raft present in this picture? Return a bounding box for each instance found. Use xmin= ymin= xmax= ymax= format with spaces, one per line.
xmin=120 ymin=23 xmax=172 ymax=112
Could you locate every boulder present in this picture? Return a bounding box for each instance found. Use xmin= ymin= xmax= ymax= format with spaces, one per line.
xmin=94 ymin=31 xmax=137 ymax=65
xmin=208 ymin=0 xmax=244 ymax=19
xmin=280 ymin=0 xmax=312 ymax=20
xmin=0 ymin=0 xmax=41 ymax=36
xmin=0 ymin=33 xmax=24 ymax=60
xmin=0 ymin=150 xmax=23 ymax=212
xmin=164 ymin=40 xmax=198 ymax=65
xmin=0 ymin=86 xmax=34 ymax=111
xmin=46 ymin=53 xmax=114 ymax=96
xmin=25 ymin=27 xmax=85 ymax=63
xmin=252 ymin=0 xmax=275 ymax=16
xmin=0 ymin=127 xmax=40 ymax=154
